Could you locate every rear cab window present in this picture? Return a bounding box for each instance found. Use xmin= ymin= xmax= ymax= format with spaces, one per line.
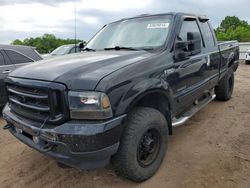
xmin=200 ymin=21 xmax=216 ymax=48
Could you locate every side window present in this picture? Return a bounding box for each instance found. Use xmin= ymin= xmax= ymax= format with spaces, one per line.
xmin=179 ymin=19 xmax=201 ymax=42
xmin=4 ymin=50 xmax=33 ymax=64
xmin=69 ymin=47 xmax=80 ymax=54
xmin=0 ymin=52 xmax=4 ymax=66
xmin=69 ymin=47 xmax=76 ymax=54
xmin=200 ymin=22 xmax=215 ymax=47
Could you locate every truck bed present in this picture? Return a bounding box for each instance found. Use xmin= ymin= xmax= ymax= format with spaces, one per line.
xmin=218 ymin=40 xmax=239 ymax=51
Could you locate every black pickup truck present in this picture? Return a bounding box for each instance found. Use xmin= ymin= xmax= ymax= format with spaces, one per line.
xmin=3 ymin=13 xmax=239 ymax=182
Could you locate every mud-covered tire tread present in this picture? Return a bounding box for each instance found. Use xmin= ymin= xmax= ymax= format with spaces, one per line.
xmin=112 ymin=107 xmax=168 ymax=182
xmin=215 ymin=68 xmax=234 ymax=101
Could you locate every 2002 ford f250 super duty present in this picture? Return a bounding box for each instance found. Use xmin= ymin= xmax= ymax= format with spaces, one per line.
xmin=3 ymin=12 xmax=239 ymax=182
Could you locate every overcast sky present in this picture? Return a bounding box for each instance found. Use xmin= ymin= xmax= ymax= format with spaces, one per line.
xmin=0 ymin=0 xmax=249 ymax=44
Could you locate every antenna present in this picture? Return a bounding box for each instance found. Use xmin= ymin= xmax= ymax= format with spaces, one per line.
xmin=74 ymin=0 xmax=77 ymax=53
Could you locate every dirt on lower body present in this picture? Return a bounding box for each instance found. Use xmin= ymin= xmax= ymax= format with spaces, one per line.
xmin=0 ymin=63 xmax=250 ymax=188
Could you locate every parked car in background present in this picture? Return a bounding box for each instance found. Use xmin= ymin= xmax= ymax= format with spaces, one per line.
xmin=0 ymin=45 xmax=42 ymax=107
xmin=245 ymin=48 xmax=250 ymax=64
xmin=42 ymin=43 xmax=84 ymax=58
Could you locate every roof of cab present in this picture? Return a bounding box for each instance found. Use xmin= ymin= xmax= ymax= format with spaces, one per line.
xmin=110 ymin=12 xmax=208 ymax=24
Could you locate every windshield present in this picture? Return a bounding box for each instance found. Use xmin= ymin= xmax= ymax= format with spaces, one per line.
xmin=51 ymin=46 xmax=71 ymax=55
xmin=86 ymin=15 xmax=172 ymax=50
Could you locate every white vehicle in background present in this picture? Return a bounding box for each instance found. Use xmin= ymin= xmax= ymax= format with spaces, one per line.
xmin=42 ymin=42 xmax=85 ymax=59
xmin=245 ymin=48 xmax=250 ymax=64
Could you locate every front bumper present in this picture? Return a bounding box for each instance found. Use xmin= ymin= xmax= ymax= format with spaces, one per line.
xmin=3 ymin=105 xmax=126 ymax=169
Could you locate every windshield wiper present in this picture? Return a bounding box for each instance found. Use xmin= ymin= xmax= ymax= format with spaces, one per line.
xmin=104 ymin=46 xmax=138 ymax=51
xmin=138 ymin=47 xmax=155 ymax=51
xmin=82 ymin=47 xmax=96 ymax=52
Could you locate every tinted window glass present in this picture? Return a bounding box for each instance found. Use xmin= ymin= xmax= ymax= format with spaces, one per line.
xmin=86 ymin=16 xmax=172 ymax=50
xmin=5 ymin=50 xmax=33 ymax=64
xmin=0 ymin=52 xmax=4 ymax=66
xmin=51 ymin=46 xmax=70 ymax=56
xmin=200 ymin=22 xmax=215 ymax=47
xmin=69 ymin=47 xmax=80 ymax=54
xmin=179 ymin=20 xmax=201 ymax=41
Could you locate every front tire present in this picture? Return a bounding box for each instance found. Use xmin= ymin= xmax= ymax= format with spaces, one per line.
xmin=215 ymin=68 xmax=234 ymax=101
xmin=112 ymin=107 xmax=168 ymax=182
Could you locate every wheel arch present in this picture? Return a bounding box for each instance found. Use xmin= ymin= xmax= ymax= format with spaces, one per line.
xmin=124 ymin=88 xmax=174 ymax=135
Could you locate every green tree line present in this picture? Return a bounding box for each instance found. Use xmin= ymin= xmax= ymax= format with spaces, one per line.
xmin=215 ymin=16 xmax=250 ymax=42
xmin=12 ymin=34 xmax=84 ymax=54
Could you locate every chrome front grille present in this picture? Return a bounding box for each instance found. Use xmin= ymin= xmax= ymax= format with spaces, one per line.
xmin=8 ymin=85 xmax=50 ymax=111
xmin=6 ymin=78 xmax=68 ymax=125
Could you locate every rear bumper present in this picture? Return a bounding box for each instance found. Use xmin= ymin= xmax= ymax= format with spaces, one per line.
xmin=245 ymin=54 xmax=250 ymax=61
xmin=245 ymin=59 xmax=250 ymax=63
xmin=3 ymin=105 xmax=126 ymax=169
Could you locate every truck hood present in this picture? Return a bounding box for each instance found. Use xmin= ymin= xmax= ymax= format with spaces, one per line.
xmin=10 ymin=51 xmax=153 ymax=90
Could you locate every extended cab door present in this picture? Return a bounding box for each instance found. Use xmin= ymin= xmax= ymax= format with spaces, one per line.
xmin=198 ymin=19 xmax=220 ymax=87
xmin=0 ymin=50 xmax=15 ymax=106
xmin=173 ymin=17 xmax=212 ymax=114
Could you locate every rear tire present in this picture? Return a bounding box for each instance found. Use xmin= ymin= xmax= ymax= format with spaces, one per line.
xmin=215 ymin=68 xmax=234 ymax=101
xmin=112 ymin=107 xmax=168 ymax=182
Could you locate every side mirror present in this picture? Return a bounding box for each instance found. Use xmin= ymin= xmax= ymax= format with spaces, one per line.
xmin=174 ymin=41 xmax=189 ymax=61
xmin=187 ymin=32 xmax=202 ymax=55
xmin=78 ymin=42 xmax=85 ymax=50
xmin=174 ymin=32 xmax=202 ymax=61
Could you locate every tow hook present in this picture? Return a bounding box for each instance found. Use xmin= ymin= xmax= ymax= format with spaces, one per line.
xmin=3 ymin=124 xmax=12 ymax=130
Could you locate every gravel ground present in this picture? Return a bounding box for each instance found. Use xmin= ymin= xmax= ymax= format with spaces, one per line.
xmin=0 ymin=62 xmax=250 ymax=188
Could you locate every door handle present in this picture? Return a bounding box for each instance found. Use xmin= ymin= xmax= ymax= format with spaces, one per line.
xmin=206 ymin=55 xmax=211 ymax=67
xmin=2 ymin=70 xmax=11 ymax=74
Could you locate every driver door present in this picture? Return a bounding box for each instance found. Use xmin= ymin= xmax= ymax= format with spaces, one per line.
xmin=173 ymin=18 xmax=210 ymax=114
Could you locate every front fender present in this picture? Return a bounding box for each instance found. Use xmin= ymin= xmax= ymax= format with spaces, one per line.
xmin=114 ymin=78 xmax=174 ymax=115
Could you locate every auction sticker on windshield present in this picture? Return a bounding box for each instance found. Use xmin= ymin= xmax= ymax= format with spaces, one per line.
xmin=147 ymin=23 xmax=169 ymax=29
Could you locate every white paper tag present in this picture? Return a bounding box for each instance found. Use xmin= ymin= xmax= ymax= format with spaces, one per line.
xmin=147 ymin=23 xmax=169 ymax=29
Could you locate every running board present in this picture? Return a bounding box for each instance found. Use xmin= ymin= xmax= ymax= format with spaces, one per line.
xmin=172 ymin=94 xmax=216 ymax=127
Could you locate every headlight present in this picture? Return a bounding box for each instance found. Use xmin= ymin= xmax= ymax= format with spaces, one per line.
xmin=68 ymin=91 xmax=113 ymax=120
